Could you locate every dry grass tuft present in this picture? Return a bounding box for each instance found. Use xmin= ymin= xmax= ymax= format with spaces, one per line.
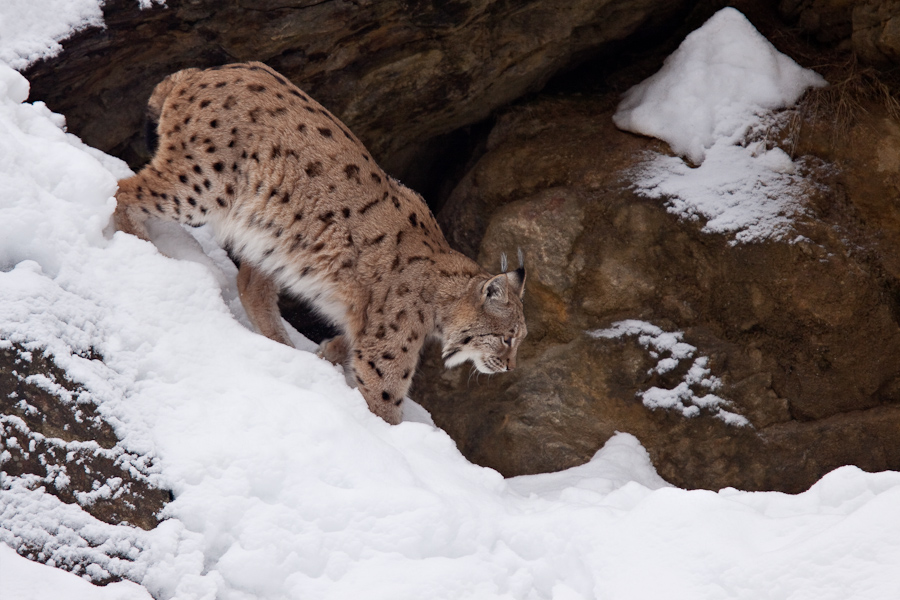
xmin=787 ymin=55 xmax=900 ymax=153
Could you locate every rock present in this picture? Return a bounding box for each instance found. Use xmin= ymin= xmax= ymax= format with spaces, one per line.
xmin=779 ymin=0 xmax=854 ymax=46
xmin=21 ymin=0 xmax=691 ymax=178
xmin=415 ymin=85 xmax=900 ymax=493
xmin=781 ymin=0 xmax=900 ymax=64
xmin=851 ymin=1 xmax=900 ymax=63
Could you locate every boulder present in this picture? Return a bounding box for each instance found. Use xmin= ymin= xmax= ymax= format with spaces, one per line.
xmin=779 ymin=0 xmax=854 ymax=46
xmin=416 ymin=87 xmax=900 ymax=493
xmin=851 ymin=1 xmax=900 ymax=63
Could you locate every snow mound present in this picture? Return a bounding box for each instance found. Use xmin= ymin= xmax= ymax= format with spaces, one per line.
xmin=613 ymin=8 xmax=827 ymax=244
xmin=613 ymin=7 xmax=825 ymax=165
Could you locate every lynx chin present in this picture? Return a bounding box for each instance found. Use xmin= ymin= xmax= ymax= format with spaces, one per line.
xmin=113 ymin=62 xmax=527 ymax=425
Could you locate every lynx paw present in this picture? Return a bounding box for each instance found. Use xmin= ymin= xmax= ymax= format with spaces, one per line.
xmin=317 ymin=335 xmax=350 ymax=366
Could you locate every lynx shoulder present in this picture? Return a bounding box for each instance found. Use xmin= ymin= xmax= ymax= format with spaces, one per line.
xmin=114 ymin=61 xmax=526 ymax=424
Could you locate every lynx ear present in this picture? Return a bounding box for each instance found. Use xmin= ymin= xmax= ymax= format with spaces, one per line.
xmin=507 ymin=248 xmax=525 ymax=298
xmin=495 ymin=249 xmax=526 ymax=299
xmin=507 ymin=265 xmax=526 ymax=299
xmin=482 ymin=274 xmax=509 ymax=303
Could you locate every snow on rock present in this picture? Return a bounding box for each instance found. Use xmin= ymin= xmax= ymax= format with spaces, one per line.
xmin=0 ymin=480 xmax=158 ymax=585
xmin=0 ymin=0 xmax=165 ymax=71
xmin=591 ymin=320 xmax=749 ymax=426
xmin=507 ymin=433 xmax=671 ymax=501
xmin=613 ymin=7 xmax=827 ymax=244
xmin=629 ymin=120 xmax=821 ymax=244
xmin=2 ymin=25 xmax=900 ymax=600
xmin=0 ymin=0 xmax=103 ymax=70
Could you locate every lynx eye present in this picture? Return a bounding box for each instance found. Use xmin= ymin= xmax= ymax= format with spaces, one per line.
xmin=502 ymin=336 xmax=514 ymax=347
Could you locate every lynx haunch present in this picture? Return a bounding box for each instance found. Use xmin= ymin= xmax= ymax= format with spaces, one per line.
xmin=114 ymin=62 xmax=526 ymax=424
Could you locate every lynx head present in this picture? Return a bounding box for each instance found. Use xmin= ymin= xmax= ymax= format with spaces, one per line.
xmin=443 ymin=254 xmax=527 ymax=374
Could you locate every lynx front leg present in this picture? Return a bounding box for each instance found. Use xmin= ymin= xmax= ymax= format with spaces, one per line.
xmin=350 ymin=335 xmax=422 ymax=425
xmin=113 ymin=176 xmax=155 ymax=241
xmin=236 ymin=262 xmax=292 ymax=346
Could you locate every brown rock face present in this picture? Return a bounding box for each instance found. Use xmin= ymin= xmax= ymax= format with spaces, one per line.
xmin=779 ymin=0 xmax=854 ymax=46
xmin=21 ymin=0 xmax=690 ymax=177
xmin=416 ymin=90 xmax=900 ymax=494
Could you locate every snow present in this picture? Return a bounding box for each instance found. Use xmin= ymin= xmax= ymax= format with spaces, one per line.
xmin=1 ymin=11 xmax=900 ymax=600
xmin=0 ymin=0 xmax=103 ymax=69
xmin=613 ymin=7 xmax=828 ymax=244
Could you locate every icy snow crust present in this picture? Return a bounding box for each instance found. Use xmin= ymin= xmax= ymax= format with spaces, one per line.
xmin=614 ymin=8 xmax=827 ymax=244
xmin=2 ymin=48 xmax=900 ymax=600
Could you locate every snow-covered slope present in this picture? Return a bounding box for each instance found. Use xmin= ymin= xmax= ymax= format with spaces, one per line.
xmin=2 ymin=7 xmax=900 ymax=600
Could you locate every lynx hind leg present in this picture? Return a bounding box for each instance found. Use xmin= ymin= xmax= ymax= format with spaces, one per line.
xmin=350 ymin=337 xmax=422 ymax=425
xmin=236 ymin=263 xmax=293 ymax=346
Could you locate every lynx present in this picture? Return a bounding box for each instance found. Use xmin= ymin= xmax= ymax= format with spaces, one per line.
xmin=114 ymin=62 xmax=526 ymax=424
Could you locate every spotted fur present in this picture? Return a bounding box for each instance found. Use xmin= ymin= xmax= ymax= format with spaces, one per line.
xmin=114 ymin=62 xmax=527 ymax=424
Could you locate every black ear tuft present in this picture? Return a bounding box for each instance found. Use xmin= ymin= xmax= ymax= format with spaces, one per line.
xmin=507 ymin=266 xmax=526 ymax=299
xmin=506 ymin=249 xmax=526 ymax=298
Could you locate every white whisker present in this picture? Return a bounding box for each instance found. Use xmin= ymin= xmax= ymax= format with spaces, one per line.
xmin=467 ymin=366 xmax=477 ymax=388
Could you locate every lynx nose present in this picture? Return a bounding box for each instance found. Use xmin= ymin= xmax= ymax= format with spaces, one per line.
xmin=506 ymin=356 xmax=516 ymax=371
